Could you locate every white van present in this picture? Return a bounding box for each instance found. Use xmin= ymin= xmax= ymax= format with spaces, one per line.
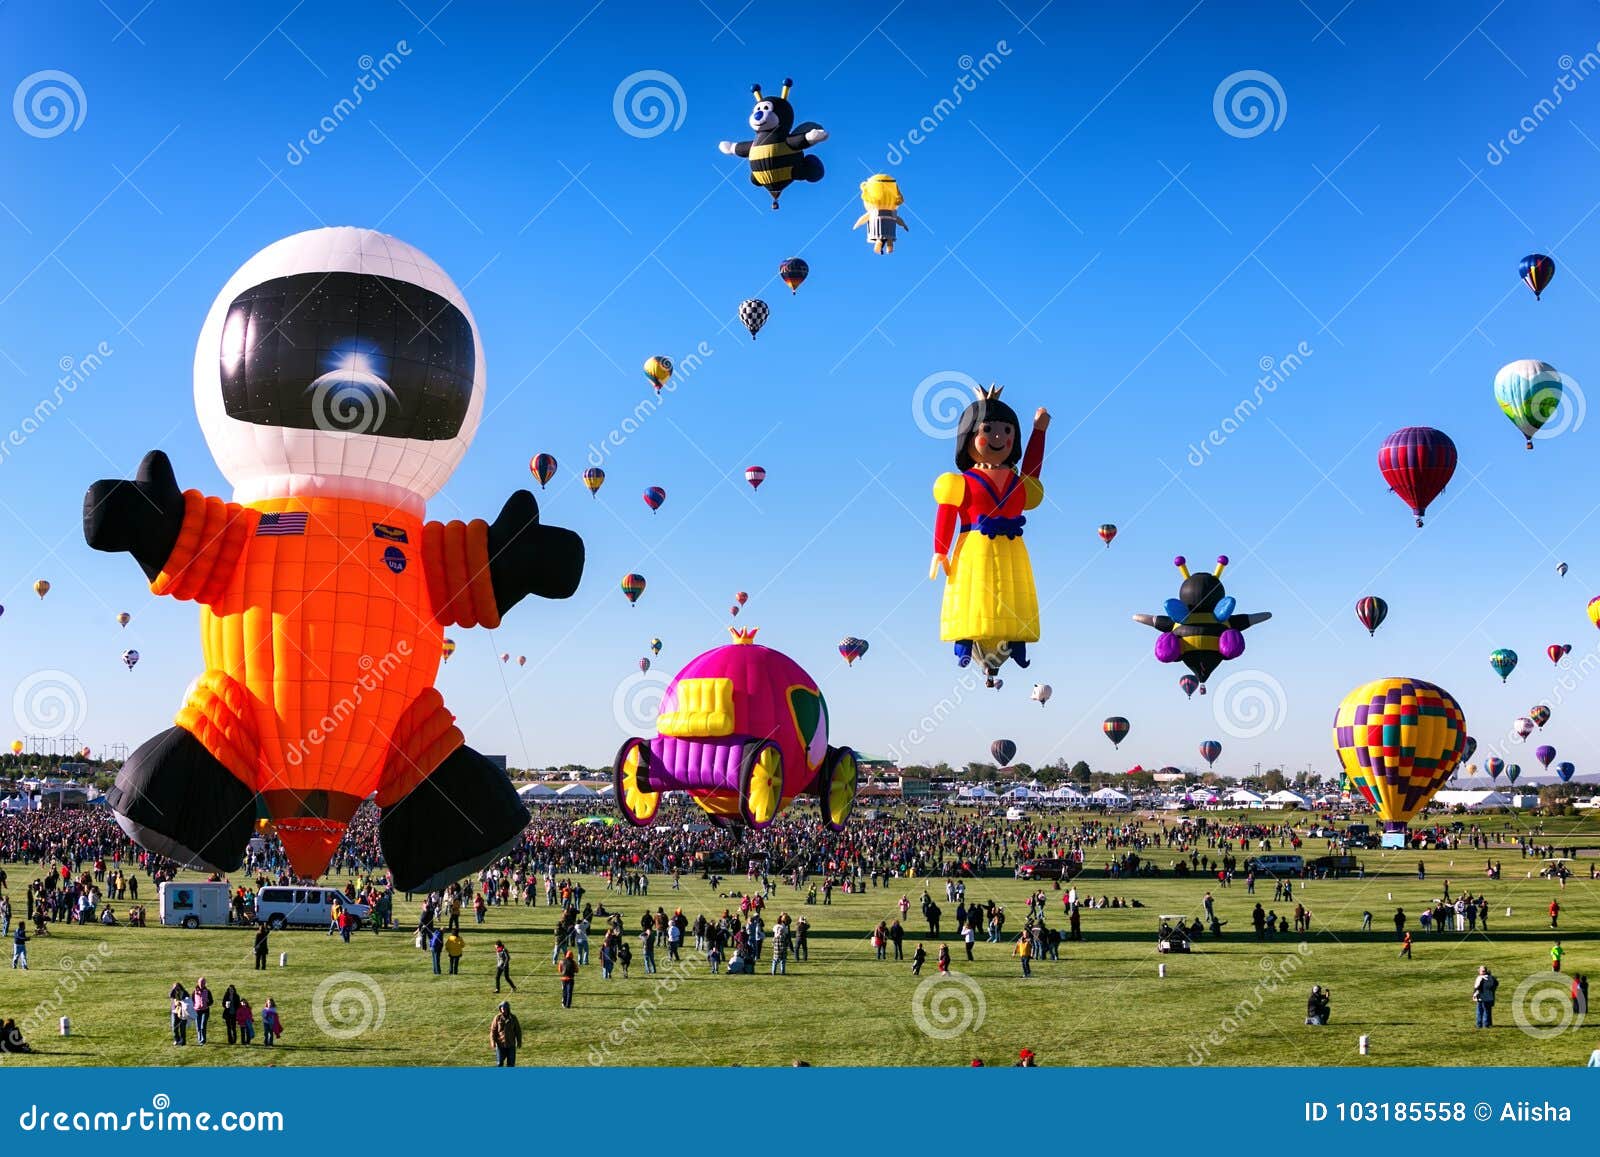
xmin=1004 ymin=806 xmax=1026 ymax=822
xmin=159 ymin=881 xmax=233 ymax=929
xmin=1250 ymin=854 xmax=1304 ymax=877
xmin=253 ymin=885 xmax=370 ymax=930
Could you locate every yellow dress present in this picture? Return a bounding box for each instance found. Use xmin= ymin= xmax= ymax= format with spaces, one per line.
xmin=934 ymin=469 xmax=1043 ymax=645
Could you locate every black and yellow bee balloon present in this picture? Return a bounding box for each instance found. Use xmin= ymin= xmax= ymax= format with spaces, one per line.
xmin=718 ymin=78 xmax=828 ymax=209
xmin=1133 ymin=555 xmax=1272 ymax=689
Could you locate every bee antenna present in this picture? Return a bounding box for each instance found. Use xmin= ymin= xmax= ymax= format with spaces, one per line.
xmin=780 ymin=78 xmax=793 ymax=100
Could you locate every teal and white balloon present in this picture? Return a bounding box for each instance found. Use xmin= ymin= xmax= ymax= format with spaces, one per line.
xmin=1493 ymin=359 xmax=1562 ymax=449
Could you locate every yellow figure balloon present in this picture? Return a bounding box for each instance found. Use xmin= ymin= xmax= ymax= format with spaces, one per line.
xmin=854 ymin=174 xmax=907 ymax=255
xmin=1332 ymin=677 xmax=1466 ymax=834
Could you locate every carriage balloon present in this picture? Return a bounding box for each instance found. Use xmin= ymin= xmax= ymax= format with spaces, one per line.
xmin=613 ymin=628 xmax=858 ymax=831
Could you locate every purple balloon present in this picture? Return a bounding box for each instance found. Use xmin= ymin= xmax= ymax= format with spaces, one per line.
xmin=1217 ymin=628 xmax=1245 ymax=660
xmin=1535 ymin=744 xmax=1556 ymax=769
xmin=1154 ymin=633 xmax=1182 ymax=663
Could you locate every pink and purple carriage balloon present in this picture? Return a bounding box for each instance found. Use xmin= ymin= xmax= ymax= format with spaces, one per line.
xmin=613 ymin=628 xmax=858 ymax=830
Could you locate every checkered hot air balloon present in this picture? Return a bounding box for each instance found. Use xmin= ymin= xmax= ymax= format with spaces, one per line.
xmin=1332 ymin=677 xmax=1466 ymax=833
xmin=738 ymin=298 xmax=769 ymax=340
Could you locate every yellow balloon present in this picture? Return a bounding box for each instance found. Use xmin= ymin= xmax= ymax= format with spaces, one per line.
xmin=643 ymin=356 xmax=673 ymax=392
xmin=10 ymin=740 xmax=22 ymax=754
xmin=1332 ymin=677 xmax=1466 ymax=830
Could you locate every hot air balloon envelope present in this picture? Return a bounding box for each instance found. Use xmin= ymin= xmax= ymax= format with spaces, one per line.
xmin=531 ymin=453 xmax=557 ymax=489
xmin=1030 ymin=683 xmax=1052 ymax=705
xmin=745 ymin=465 xmax=766 ymax=491
xmin=1378 ymin=427 xmax=1457 ymax=527
xmin=642 ymin=486 xmax=666 ymax=512
xmin=1332 ymin=677 xmax=1466 ymax=831
xmin=621 ymin=574 xmax=647 ymax=605
xmin=1355 ymin=596 xmax=1388 ymax=636
xmin=738 ymin=298 xmax=769 ymax=340
xmin=1102 ymin=716 xmax=1130 ymax=748
xmin=1199 ymin=740 xmax=1222 ymax=767
xmin=1097 ymin=523 xmax=1117 ymax=547
xmin=1519 ymin=253 xmax=1555 ymax=300
xmin=1489 ymin=648 xmax=1518 ymax=682
xmin=643 ymin=356 xmax=673 ymax=393
xmin=1493 ymin=359 xmax=1563 ymax=449
xmin=990 ymin=739 xmax=1017 ymax=767
xmin=583 ymin=467 xmax=606 ymax=497
xmin=1535 ymin=744 xmax=1556 ymax=770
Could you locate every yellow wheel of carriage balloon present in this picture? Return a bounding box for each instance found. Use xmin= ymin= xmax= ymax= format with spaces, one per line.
xmin=613 ymin=737 xmax=661 ymax=827
xmin=738 ymin=740 xmax=783 ymax=828
xmin=820 ymin=746 xmax=858 ymax=831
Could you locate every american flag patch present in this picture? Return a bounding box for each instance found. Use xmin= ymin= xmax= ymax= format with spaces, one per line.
xmin=256 ymin=511 xmax=309 ymax=536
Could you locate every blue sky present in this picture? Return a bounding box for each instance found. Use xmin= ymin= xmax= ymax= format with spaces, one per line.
xmin=3 ymin=1 xmax=1600 ymax=782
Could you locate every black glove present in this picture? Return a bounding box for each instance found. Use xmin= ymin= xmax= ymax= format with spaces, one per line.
xmin=485 ymin=490 xmax=584 ymax=615
xmin=83 ymin=450 xmax=187 ymax=582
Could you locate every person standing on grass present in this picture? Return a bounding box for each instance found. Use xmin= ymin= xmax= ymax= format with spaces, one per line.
xmin=221 ymin=984 xmax=241 ymax=1044
xmin=192 ymin=977 xmax=212 ymax=1044
xmin=11 ymin=921 xmax=27 ymax=970
xmin=1399 ymin=931 xmax=1412 ymax=959
xmin=494 ymin=940 xmax=516 ymax=992
xmin=558 ymin=948 xmax=578 ymax=1008
xmin=1473 ymin=965 xmax=1498 ymax=1028
xmin=445 ymin=929 xmax=465 ymax=974
xmin=911 ymin=943 xmax=926 ymax=975
xmin=796 ymin=915 xmax=810 ymax=961
xmin=963 ymin=920 xmax=976 ymax=961
xmin=1016 ymin=933 xmax=1032 ymax=977
xmin=260 ymin=998 xmax=282 ymax=1046
xmin=169 ymin=982 xmax=189 ymax=1045
xmin=1551 ymin=939 xmax=1564 ymax=973
xmin=429 ymin=926 xmax=444 ymax=975
xmin=1549 ymin=898 xmax=1560 ymax=929
xmin=491 ymin=1001 xmax=521 ymax=1066
xmin=254 ymin=921 xmax=270 ymax=970
xmin=1393 ymin=908 xmax=1406 ymax=939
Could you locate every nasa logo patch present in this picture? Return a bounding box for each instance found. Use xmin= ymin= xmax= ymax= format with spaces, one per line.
xmin=383 ymin=546 xmax=407 ymax=574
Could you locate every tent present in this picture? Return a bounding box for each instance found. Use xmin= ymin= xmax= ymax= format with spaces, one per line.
xmin=556 ymin=782 xmax=599 ymax=800
xmin=1003 ymin=785 xmax=1041 ymax=800
xmin=518 ymin=782 xmax=559 ymax=800
xmin=1050 ymin=787 xmax=1089 ymax=806
xmin=1089 ymin=787 xmax=1131 ymax=807
xmin=1225 ymin=788 xmax=1263 ymax=807
xmin=1433 ymin=789 xmax=1512 ymax=810
xmin=959 ymin=785 xmax=999 ymax=800
xmin=1264 ymin=789 xmax=1309 ymax=809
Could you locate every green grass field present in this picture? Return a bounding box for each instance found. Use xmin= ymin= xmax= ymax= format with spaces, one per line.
xmin=3 ymin=815 xmax=1598 ymax=1068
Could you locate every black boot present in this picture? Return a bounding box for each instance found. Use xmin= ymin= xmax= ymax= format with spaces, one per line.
xmin=380 ymin=745 xmax=530 ymax=893
xmin=106 ymin=727 xmax=255 ymax=871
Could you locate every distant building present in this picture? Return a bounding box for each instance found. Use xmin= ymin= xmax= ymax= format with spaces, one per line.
xmin=898 ymin=775 xmax=932 ymax=800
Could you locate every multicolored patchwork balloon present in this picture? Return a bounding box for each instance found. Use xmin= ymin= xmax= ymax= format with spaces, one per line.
xmin=1332 ymin=676 xmax=1467 ymax=831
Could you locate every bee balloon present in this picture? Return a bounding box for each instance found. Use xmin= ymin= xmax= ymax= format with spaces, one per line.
xmin=1132 ymin=555 xmax=1272 ymax=691
xmin=717 ymin=78 xmax=828 ymax=209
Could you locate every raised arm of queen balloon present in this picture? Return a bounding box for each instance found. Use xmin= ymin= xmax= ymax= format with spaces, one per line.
xmin=929 ymin=385 xmax=1049 ymax=688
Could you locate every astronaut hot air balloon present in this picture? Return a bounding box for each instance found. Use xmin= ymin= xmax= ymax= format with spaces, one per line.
xmin=83 ymin=228 xmax=585 ymax=890
xmin=1333 ymin=677 xmax=1467 ymax=839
